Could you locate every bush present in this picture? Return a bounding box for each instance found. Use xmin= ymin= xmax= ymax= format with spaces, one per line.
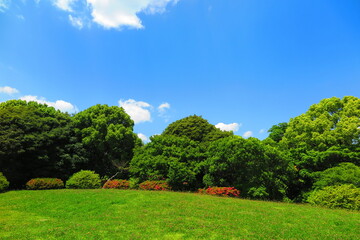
xmin=312 ymin=162 xmax=360 ymax=189
xmin=0 ymin=172 xmax=9 ymax=192
xmin=103 ymin=179 xmax=130 ymax=189
xmin=26 ymin=178 xmax=64 ymax=190
xmin=139 ymin=180 xmax=171 ymax=191
xmin=66 ymin=170 xmax=101 ymax=189
xmin=307 ymin=184 xmax=360 ymax=210
xmin=205 ymin=187 xmax=240 ymax=197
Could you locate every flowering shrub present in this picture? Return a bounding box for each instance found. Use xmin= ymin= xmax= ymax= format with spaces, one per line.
xmin=26 ymin=178 xmax=64 ymax=190
xmin=203 ymin=187 xmax=240 ymax=197
xmin=139 ymin=180 xmax=171 ymax=191
xmin=103 ymin=179 xmax=130 ymax=189
xmin=0 ymin=172 xmax=10 ymax=192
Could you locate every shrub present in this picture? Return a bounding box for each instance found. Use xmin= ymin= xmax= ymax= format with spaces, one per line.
xmin=103 ymin=179 xmax=130 ymax=189
xmin=0 ymin=172 xmax=9 ymax=192
xmin=307 ymin=184 xmax=360 ymax=210
xmin=66 ymin=170 xmax=101 ymax=189
xmin=205 ymin=187 xmax=240 ymax=197
xmin=26 ymin=178 xmax=64 ymax=190
xmin=139 ymin=180 xmax=171 ymax=191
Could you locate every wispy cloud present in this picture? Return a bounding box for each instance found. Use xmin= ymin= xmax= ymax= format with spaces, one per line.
xmin=215 ymin=122 xmax=241 ymax=132
xmin=119 ymin=99 xmax=152 ymax=124
xmin=0 ymin=0 xmax=10 ymax=12
xmin=69 ymin=14 xmax=84 ymax=29
xmin=243 ymin=131 xmax=253 ymax=138
xmin=54 ymin=0 xmax=76 ymax=12
xmin=137 ymin=133 xmax=149 ymax=143
xmin=0 ymin=86 xmax=19 ymax=95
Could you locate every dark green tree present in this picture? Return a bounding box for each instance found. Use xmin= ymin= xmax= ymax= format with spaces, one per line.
xmin=73 ymin=104 xmax=141 ymax=178
xmin=162 ymin=115 xmax=232 ymax=143
xmin=130 ymin=135 xmax=206 ymax=190
xmin=203 ymin=136 xmax=294 ymax=200
xmin=267 ymin=122 xmax=288 ymax=142
xmin=0 ymin=100 xmax=85 ymax=188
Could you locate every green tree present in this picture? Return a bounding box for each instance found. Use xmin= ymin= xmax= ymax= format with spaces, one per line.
xmin=203 ymin=136 xmax=294 ymax=200
xmin=0 ymin=100 xmax=85 ymax=188
xmin=130 ymin=135 xmax=206 ymax=190
xmin=73 ymin=104 xmax=141 ymax=177
xmin=281 ymin=96 xmax=360 ymax=151
xmin=267 ymin=122 xmax=288 ymax=142
xmin=162 ymin=115 xmax=232 ymax=143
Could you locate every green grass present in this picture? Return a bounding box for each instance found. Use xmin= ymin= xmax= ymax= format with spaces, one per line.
xmin=0 ymin=190 xmax=359 ymax=239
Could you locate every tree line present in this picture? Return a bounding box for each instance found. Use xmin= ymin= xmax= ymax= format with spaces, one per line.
xmin=0 ymin=96 xmax=359 ymax=202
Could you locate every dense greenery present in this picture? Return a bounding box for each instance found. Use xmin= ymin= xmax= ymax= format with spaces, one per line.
xmin=66 ymin=170 xmax=101 ymax=189
xmin=0 ymin=100 xmax=84 ymax=188
xmin=307 ymin=184 xmax=360 ymax=210
xmin=73 ymin=104 xmax=141 ymax=178
xmin=1 ymin=190 xmax=359 ymax=239
xmin=0 ymin=96 xmax=359 ymax=206
xmin=203 ymin=136 xmax=293 ymax=200
xmin=0 ymin=172 xmax=9 ymax=192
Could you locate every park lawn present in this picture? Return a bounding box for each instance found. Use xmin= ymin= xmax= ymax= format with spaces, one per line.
xmin=0 ymin=189 xmax=359 ymax=239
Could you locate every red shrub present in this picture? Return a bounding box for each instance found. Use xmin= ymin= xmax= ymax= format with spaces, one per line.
xmin=26 ymin=178 xmax=64 ymax=190
xmin=103 ymin=179 xmax=130 ymax=189
xmin=139 ymin=180 xmax=171 ymax=191
xmin=205 ymin=187 xmax=240 ymax=197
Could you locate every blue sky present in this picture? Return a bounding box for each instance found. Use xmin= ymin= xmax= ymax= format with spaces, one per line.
xmin=0 ymin=0 xmax=359 ymax=142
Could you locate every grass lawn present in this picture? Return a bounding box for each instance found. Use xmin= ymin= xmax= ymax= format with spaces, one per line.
xmin=0 ymin=189 xmax=359 ymax=239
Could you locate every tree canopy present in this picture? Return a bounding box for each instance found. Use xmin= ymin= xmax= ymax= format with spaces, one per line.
xmin=281 ymin=96 xmax=360 ymax=151
xmin=162 ymin=115 xmax=232 ymax=143
xmin=73 ymin=104 xmax=141 ymax=177
xmin=0 ymin=100 xmax=84 ymax=188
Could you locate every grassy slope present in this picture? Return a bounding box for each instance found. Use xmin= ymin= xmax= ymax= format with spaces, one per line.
xmin=0 ymin=190 xmax=359 ymax=240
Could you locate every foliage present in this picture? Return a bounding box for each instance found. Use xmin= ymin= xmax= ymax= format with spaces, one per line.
xmin=130 ymin=135 xmax=206 ymax=191
xmin=103 ymin=179 xmax=130 ymax=189
xmin=139 ymin=180 xmax=171 ymax=191
xmin=281 ymin=96 xmax=360 ymax=151
xmin=66 ymin=170 xmax=101 ymax=189
xmin=73 ymin=104 xmax=141 ymax=178
xmin=203 ymin=136 xmax=294 ymax=200
xmin=26 ymin=178 xmax=64 ymax=190
xmin=267 ymin=122 xmax=288 ymax=142
xmin=307 ymin=184 xmax=360 ymax=210
xmin=0 ymin=100 xmax=86 ymax=188
xmin=312 ymin=162 xmax=360 ymax=189
xmin=203 ymin=187 xmax=240 ymax=197
xmin=0 ymin=172 xmax=9 ymax=192
xmin=162 ymin=115 xmax=232 ymax=143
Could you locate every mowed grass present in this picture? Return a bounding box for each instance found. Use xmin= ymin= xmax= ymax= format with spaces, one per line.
xmin=0 ymin=190 xmax=359 ymax=240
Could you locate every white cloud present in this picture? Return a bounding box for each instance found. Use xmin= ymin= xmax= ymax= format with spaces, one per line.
xmin=20 ymin=95 xmax=78 ymax=113
xmin=86 ymin=0 xmax=179 ymax=29
xmin=215 ymin=122 xmax=241 ymax=132
xmin=0 ymin=86 xmax=19 ymax=95
xmin=69 ymin=14 xmax=83 ymax=29
xmin=119 ymin=99 xmax=152 ymax=124
xmin=259 ymin=129 xmax=265 ymax=134
xmin=158 ymin=102 xmax=170 ymax=113
xmin=0 ymin=0 xmax=10 ymax=12
xmin=243 ymin=131 xmax=253 ymax=138
xmin=54 ymin=0 xmax=76 ymax=12
xmin=137 ymin=133 xmax=149 ymax=143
